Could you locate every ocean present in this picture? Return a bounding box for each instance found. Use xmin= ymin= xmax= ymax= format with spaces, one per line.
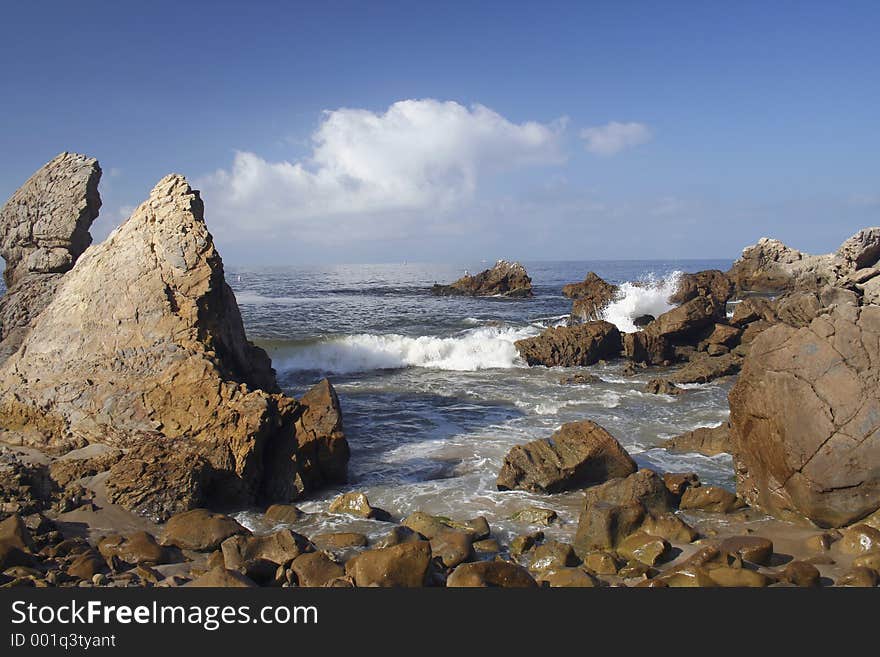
xmin=228 ymin=259 xmax=738 ymax=544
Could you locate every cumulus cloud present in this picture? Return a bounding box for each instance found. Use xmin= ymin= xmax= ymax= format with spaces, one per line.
xmin=198 ymin=99 xmax=565 ymax=241
xmin=580 ymin=121 xmax=651 ymax=156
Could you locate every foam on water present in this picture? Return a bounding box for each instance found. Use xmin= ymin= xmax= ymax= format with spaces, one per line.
xmin=601 ymin=272 xmax=682 ymax=333
xmin=276 ymin=325 xmax=539 ymax=374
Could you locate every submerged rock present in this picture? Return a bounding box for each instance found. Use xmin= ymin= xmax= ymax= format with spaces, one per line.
xmin=0 ymin=153 xmax=102 ymax=362
xmin=729 ymin=303 xmax=880 ymax=527
xmin=515 ymin=321 xmax=621 ymax=367
xmin=0 ymin=174 xmax=349 ymax=518
xmin=431 ymin=260 xmax=533 ymax=297
xmin=496 ymin=420 xmax=636 ymax=493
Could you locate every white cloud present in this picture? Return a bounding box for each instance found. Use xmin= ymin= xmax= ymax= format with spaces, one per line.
xmin=198 ymin=99 xmax=565 ymax=241
xmin=579 ymin=121 xmax=651 ymax=156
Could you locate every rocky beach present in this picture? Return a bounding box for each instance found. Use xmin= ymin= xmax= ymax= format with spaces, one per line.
xmin=1 ymin=152 xmax=879 ymax=589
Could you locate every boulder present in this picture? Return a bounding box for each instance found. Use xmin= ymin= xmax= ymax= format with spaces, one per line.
xmin=669 ymin=352 xmax=742 ymax=385
xmin=0 ymin=175 xmax=349 ymax=516
xmin=679 ymin=486 xmax=744 ymax=513
xmin=529 ymin=541 xmax=578 ymax=571
xmin=717 ymin=536 xmax=774 ymax=565
xmin=344 ymin=541 xmax=432 ymax=587
xmin=644 ymin=379 xmax=684 ymax=396
xmin=836 ymin=227 xmax=880 ymax=271
xmin=669 ymin=270 xmax=733 ymax=308
xmin=429 ymin=529 xmax=475 ymax=568
xmin=726 ymin=237 xmax=835 ymax=294
xmin=264 ymin=504 xmax=304 ymax=523
xmin=838 ymin=525 xmax=880 ymax=555
xmin=782 ymin=561 xmax=821 ymax=587
xmin=290 ymin=551 xmax=344 ymax=587
xmin=446 ymin=561 xmax=537 ymax=587
xmin=184 ymin=566 xmax=257 ymax=588
xmin=622 ymin=331 xmax=673 ymax=365
xmin=431 ymin=260 xmax=532 ymax=297
xmin=509 ymin=507 xmax=558 ymax=526
xmin=582 ymin=469 xmax=674 ymax=515
xmin=161 ymin=509 xmax=249 ymax=551
xmin=730 ymin=297 xmax=777 ymax=326
xmin=515 ymin=321 xmax=621 ymax=367
xmin=662 ymin=424 xmax=730 ymax=457
xmin=311 ymin=532 xmax=368 ymax=551
xmin=662 ymin=472 xmax=700 ymax=498
xmin=0 ymin=153 xmax=102 ymax=362
xmin=328 ymin=492 xmax=389 ymax=520
xmin=534 ymin=567 xmax=598 ymax=587
xmin=616 ymin=532 xmax=669 ymax=566
xmin=564 ymin=272 xmax=618 ymax=322
xmin=699 ymin=324 xmax=741 ymax=349
xmin=97 ymin=531 xmax=172 ymax=566
xmin=640 ymin=513 xmax=698 ymax=544
xmin=647 ymin=297 xmax=720 ymax=340
xmin=729 ymin=304 xmax=880 ymax=527
xmin=221 ymin=529 xmax=311 ymax=571
xmin=836 ymin=567 xmax=878 ymax=587
xmin=496 ymin=420 xmax=636 ymax=493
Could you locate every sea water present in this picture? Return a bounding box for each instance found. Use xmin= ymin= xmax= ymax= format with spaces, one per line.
xmin=229 ymin=260 xmax=736 ymax=543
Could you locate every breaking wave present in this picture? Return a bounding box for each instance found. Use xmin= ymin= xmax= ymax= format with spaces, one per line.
xmin=274 ymin=325 xmax=539 ymax=374
xmin=601 ymin=272 xmax=682 ymax=333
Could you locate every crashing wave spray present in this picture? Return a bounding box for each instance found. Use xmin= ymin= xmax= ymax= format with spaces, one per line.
xmin=600 ymin=272 xmax=682 ymax=333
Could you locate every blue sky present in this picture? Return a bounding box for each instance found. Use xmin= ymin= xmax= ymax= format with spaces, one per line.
xmin=1 ymin=1 xmax=878 ymax=264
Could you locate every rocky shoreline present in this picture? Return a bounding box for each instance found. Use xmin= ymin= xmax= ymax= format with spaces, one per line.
xmin=1 ymin=153 xmax=879 ymax=588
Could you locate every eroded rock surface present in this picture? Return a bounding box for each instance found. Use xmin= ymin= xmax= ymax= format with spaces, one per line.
xmin=431 ymin=260 xmax=532 ymax=297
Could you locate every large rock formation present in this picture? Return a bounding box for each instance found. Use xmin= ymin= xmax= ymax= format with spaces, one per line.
xmin=431 ymin=260 xmax=532 ymax=297
xmin=729 ymin=303 xmax=880 ymax=527
xmin=496 ymin=420 xmax=636 ymax=493
xmin=0 ymin=153 xmax=102 ymax=362
xmin=563 ymin=272 xmax=618 ymax=322
xmin=669 ymin=270 xmax=733 ymax=309
xmin=727 ymin=229 xmax=880 ymax=295
xmin=0 ymin=173 xmax=348 ymax=519
xmin=515 ymin=321 xmax=621 ymax=367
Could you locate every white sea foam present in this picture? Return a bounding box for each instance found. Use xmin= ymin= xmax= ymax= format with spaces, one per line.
xmin=600 ymin=272 xmax=683 ymax=333
xmin=277 ymin=325 xmax=539 ymax=374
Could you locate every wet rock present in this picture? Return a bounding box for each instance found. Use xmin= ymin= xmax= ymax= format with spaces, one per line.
xmin=782 ymin=561 xmax=820 ymax=587
xmin=290 ymin=551 xmax=344 ymax=587
xmin=662 ymin=472 xmax=700 ymax=498
xmin=374 ymin=526 xmax=421 ymax=548
xmin=432 ymin=260 xmax=533 ymax=298
xmin=582 ymin=469 xmax=674 ymax=515
xmin=529 ymin=541 xmax=578 ymax=571
xmin=707 ymin=566 xmax=769 ymax=588
xmin=0 ymin=153 xmax=102 ymax=362
xmin=509 ymin=507 xmax=558 ymax=526
xmin=184 ymin=566 xmax=257 ymax=588
xmin=729 ymin=304 xmax=880 ymax=527
xmin=575 ymin=502 xmax=645 ymax=554
xmin=401 ymin=512 xmax=482 ymax=540
xmin=644 ymin=379 xmax=683 ymax=395
xmin=558 ymin=373 xmax=600 ymax=385
xmin=565 ymin=273 xmax=618 ymax=322
xmin=718 ymin=536 xmax=774 ymax=565
xmin=838 ymin=524 xmax=880 ymax=555
xmin=852 ymin=551 xmax=880 ymax=574
xmin=345 ymin=541 xmax=432 ymax=587
xmin=616 ymin=532 xmax=669 ymax=566
xmin=640 ymin=513 xmax=698 ymax=544
xmin=429 ymin=529 xmax=475 ymax=568
xmin=510 ymin=532 xmax=542 ymax=557
xmin=264 ymin=504 xmax=304 ymax=523
xmin=622 ymin=331 xmax=674 ymax=365
xmin=660 ymin=566 xmax=718 ymax=587
xmin=161 ymin=509 xmax=250 ymax=552
xmin=662 ymin=424 xmax=730 ymax=457
xmin=836 ymin=567 xmax=878 ymax=587
xmin=805 ymin=532 xmax=838 ymax=552
xmin=497 ymin=420 xmax=636 ymax=493
xmin=679 ymin=486 xmax=745 ymax=513
xmin=66 ymin=550 xmax=107 ymax=580
xmin=515 ymin=321 xmax=622 ymax=368
xmin=221 ymin=529 xmax=311 ymax=573
xmin=463 ymin=517 xmax=491 ymax=540
xmin=473 ymin=539 xmax=501 ymax=554
xmin=446 ymin=561 xmax=537 ymax=587
xmin=582 ymin=551 xmax=619 ymax=575
xmin=328 ymin=492 xmax=390 ymax=520
xmin=535 ymin=567 xmax=598 ymax=587
xmin=311 ymin=532 xmax=367 ymax=551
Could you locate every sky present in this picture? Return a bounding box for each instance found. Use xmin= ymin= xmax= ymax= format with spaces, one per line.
xmin=1 ymin=0 xmax=878 ymax=265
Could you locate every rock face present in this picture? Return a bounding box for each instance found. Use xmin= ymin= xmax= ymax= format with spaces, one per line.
xmin=431 ymin=260 xmax=532 ymax=297
xmin=727 ymin=229 xmax=880 ymax=295
xmin=729 ymin=304 xmax=880 ymax=527
xmin=669 ymin=270 xmax=733 ymax=308
xmin=0 ymin=174 xmax=349 ymax=519
xmin=496 ymin=420 xmax=636 ymax=493
xmin=515 ymin=321 xmax=621 ymax=367
xmin=564 ymin=272 xmax=618 ymax=322
xmin=0 ymin=153 xmax=102 ymax=362
xmin=662 ymin=424 xmax=730 ymax=456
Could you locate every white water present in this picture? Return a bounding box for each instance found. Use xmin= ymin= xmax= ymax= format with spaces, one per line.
xmin=601 ymin=271 xmax=682 ymax=332
xmin=277 ymin=325 xmax=539 ymax=374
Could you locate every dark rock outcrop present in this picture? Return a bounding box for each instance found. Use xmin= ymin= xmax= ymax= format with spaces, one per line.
xmin=496 ymin=420 xmax=636 ymax=493
xmin=729 ymin=304 xmax=880 ymax=527
xmin=431 ymin=260 xmax=532 ymax=297
xmin=515 ymin=321 xmax=621 ymax=367
xmin=564 ymin=272 xmax=618 ymax=322
xmin=0 ymin=153 xmax=102 ymax=362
